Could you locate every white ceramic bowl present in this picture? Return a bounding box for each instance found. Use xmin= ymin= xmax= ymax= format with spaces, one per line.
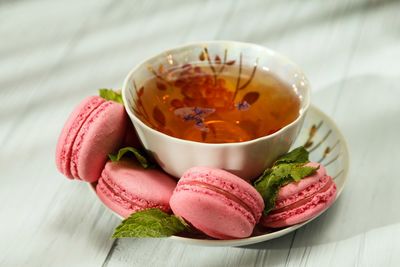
xmin=122 ymin=41 xmax=310 ymax=180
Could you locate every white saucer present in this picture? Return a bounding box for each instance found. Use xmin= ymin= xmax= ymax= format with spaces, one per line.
xmin=91 ymin=105 xmax=349 ymax=247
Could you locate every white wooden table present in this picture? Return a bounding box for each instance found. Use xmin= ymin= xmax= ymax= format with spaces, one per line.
xmin=1 ymin=0 xmax=400 ymax=266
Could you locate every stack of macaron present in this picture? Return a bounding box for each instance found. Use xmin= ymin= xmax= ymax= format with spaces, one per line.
xmin=56 ymin=92 xmax=337 ymax=240
xmin=55 ymin=93 xmax=177 ymax=215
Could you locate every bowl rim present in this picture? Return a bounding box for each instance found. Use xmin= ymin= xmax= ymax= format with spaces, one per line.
xmin=122 ymin=40 xmax=311 ymax=147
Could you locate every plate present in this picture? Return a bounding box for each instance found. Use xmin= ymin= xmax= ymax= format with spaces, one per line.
xmin=90 ymin=105 xmax=349 ymax=247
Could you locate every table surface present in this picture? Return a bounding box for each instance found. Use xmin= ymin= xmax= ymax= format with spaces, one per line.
xmin=1 ymin=0 xmax=400 ymax=266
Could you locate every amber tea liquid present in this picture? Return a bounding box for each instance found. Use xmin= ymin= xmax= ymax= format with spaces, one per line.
xmin=132 ymin=63 xmax=300 ymax=143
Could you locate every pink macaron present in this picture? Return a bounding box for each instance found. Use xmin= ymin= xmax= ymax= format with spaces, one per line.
xmin=56 ymin=96 xmax=127 ymax=182
xmin=96 ymin=159 xmax=177 ymax=218
xmin=261 ymin=162 xmax=337 ymax=228
xmin=170 ymin=167 xmax=264 ymax=239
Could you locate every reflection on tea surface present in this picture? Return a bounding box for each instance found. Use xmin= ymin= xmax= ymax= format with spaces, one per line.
xmin=132 ymin=63 xmax=300 ymax=143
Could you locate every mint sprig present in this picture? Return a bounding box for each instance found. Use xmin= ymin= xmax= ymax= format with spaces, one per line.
xmin=112 ymin=208 xmax=190 ymax=238
xmin=254 ymin=146 xmax=318 ymax=215
xmin=108 ymin=147 xmax=152 ymax=168
xmin=99 ymin=89 xmax=123 ymax=104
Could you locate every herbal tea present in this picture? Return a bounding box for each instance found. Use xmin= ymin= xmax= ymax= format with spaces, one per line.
xmin=132 ymin=62 xmax=300 ymax=143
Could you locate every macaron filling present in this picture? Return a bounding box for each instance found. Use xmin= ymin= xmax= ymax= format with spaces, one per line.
xmin=269 ymin=177 xmax=334 ymax=215
xmin=273 ymin=175 xmax=331 ymax=210
xmin=264 ymin=181 xmax=336 ymax=225
xmin=179 ymin=180 xmax=256 ymax=220
xmin=70 ymin=101 xmax=113 ymax=179
xmin=180 ymin=169 xmax=264 ymax=221
xmin=98 ymin=172 xmax=170 ymax=213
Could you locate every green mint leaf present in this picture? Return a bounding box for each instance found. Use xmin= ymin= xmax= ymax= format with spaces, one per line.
xmin=290 ymin=165 xmax=318 ymax=182
xmin=254 ymin=169 xmax=294 ymax=215
xmin=112 ymin=208 xmax=190 ymax=238
xmin=274 ymin=146 xmax=310 ymax=166
xmin=254 ymin=147 xmax=318 ymax=215
xmin=108 ymin=147 xmax=152 ymax=168
xmin=99 ymin=89 xmax=123 ymax=104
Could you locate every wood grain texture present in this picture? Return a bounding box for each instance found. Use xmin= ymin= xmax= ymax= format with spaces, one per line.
xmin=1 ymin=0 xmax=400 ymax=266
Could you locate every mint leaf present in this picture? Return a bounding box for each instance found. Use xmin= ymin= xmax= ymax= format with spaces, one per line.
xmin=291 ymin=165 xmax=318 ymax=182
xmin=254 ymin=170 xmax=294 ymax=215
xmin=108 ymin=147 xmax=152 ymax=168
xmin=274 ymin=146 xmax=310 ymax=165
xmin=99 ymin=89 xmax=123 ymax=104
xmin=254 ymin=146 xmax=318 ymax=215
xmin=112 ymin=208 xmax=190 ymax=238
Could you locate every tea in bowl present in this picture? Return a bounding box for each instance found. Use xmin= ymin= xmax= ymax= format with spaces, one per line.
xmin=122 ymin=41 xmax=310 ymax=180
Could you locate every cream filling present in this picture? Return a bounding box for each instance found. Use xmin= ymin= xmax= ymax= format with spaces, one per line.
xmin=179 ymin=180 xmax=256 ymax=221
xmin=270 ymin=177 xmax=333 ymax=215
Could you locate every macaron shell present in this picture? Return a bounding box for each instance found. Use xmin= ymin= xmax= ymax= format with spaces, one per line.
xmin=180 ymin=166 xmax=264 ymax=221
xmin=97 ymin=178 xmax=133 ymax=218
xmin=70 ymin=101 xmax=127 ymax=182
xmin=55 ymin=96 xmax=105 ymax=178
xmin=170 ymin=188 xmax=255 ymax=239
xmin=170 ymin=167 xmax=265 ymax=239
xmin=97 ymin=178 xmax=172 ymax=218
xmin=262 ymin=180 xmax=337 ymax=228
xmin=96 ymin=160 xmax=176 ymax=218
xmin=274 ymin=174 xmax=331 ymax=211
xmin=275 ymin=163 xmax=326 ymax=202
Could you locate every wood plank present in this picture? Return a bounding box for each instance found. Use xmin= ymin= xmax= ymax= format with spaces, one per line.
xmin=1 ymin=0 xmax=400 ymax=266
